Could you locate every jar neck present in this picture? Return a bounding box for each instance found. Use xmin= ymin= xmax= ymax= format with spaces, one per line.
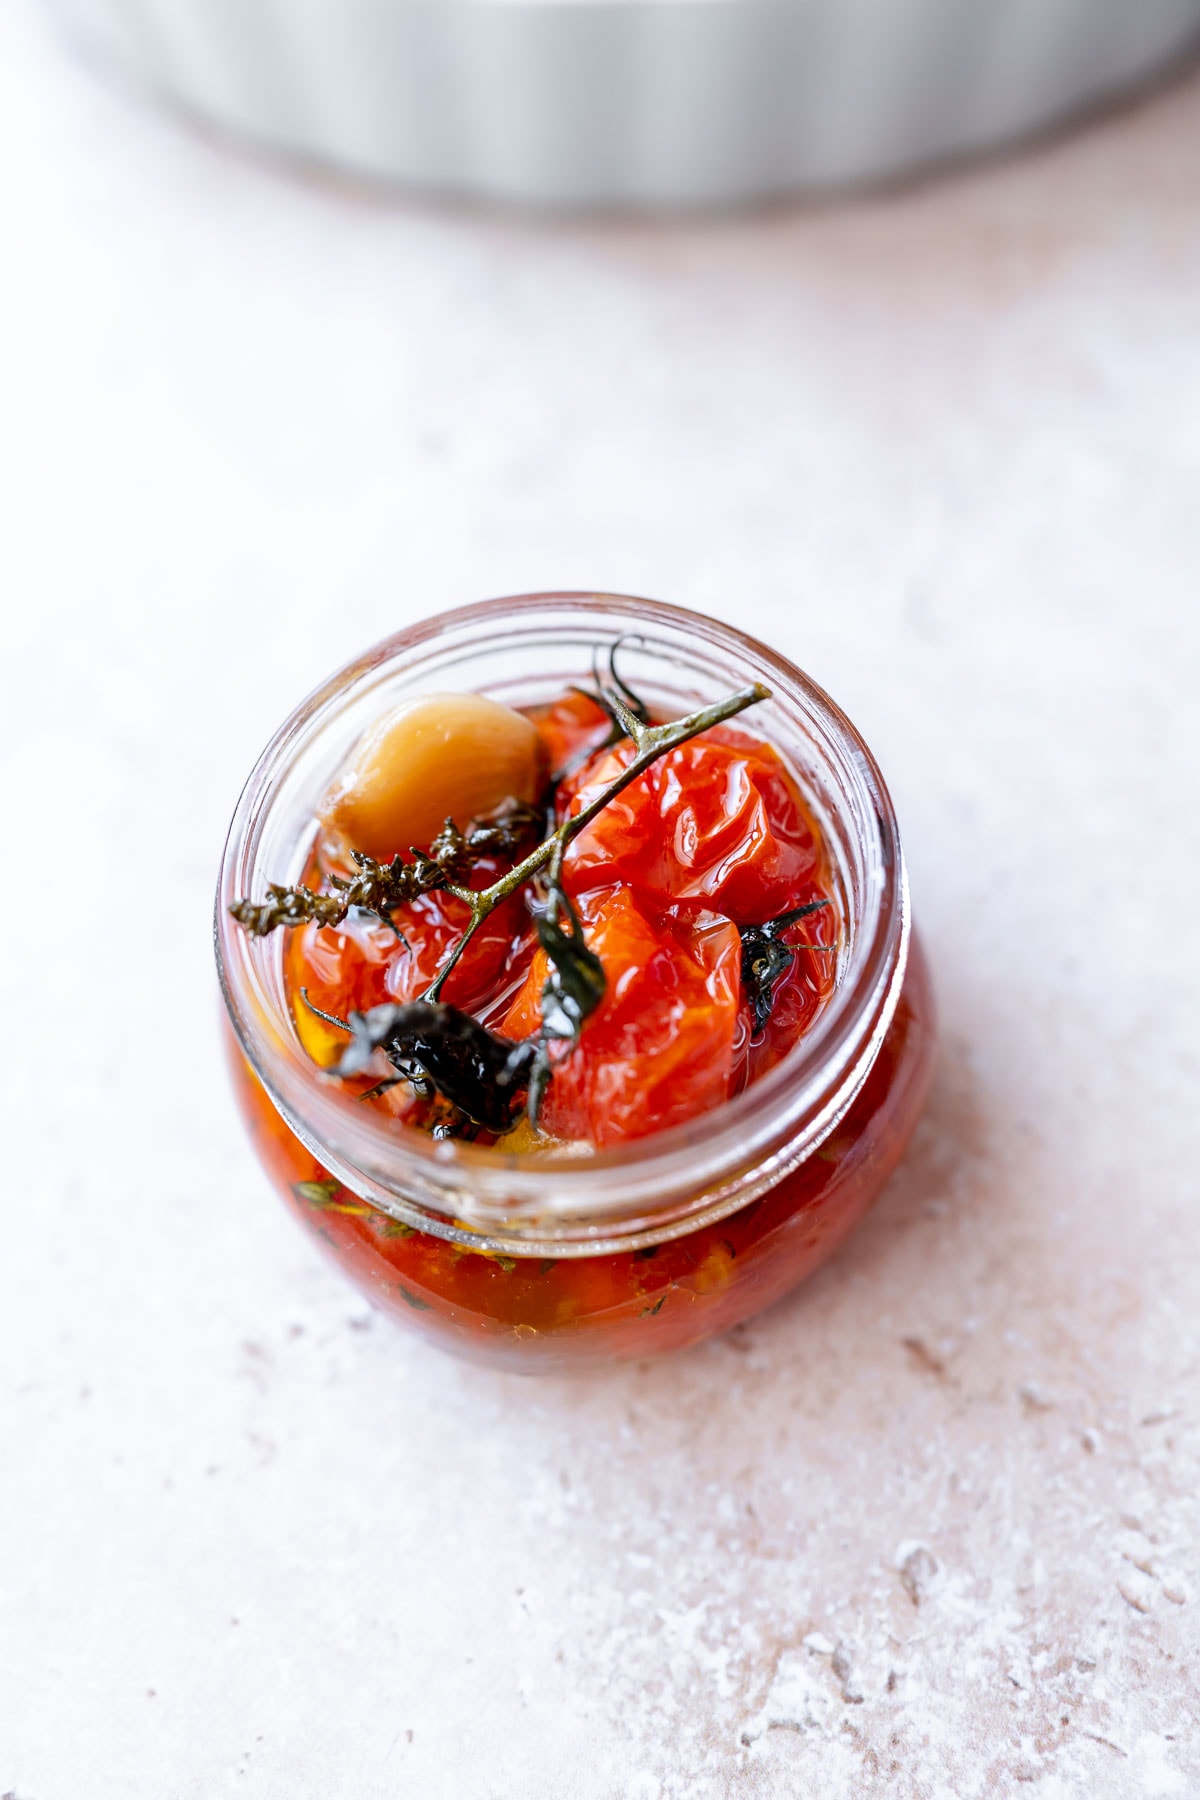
xmin=216 ymin=593 xmax=908 ymax=1256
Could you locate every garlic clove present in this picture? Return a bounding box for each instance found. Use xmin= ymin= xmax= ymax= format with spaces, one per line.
xmin=322 ymin=692 xmax=545 ymax=861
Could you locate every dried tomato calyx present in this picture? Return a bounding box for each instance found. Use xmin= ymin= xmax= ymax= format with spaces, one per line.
xmin=331 ymin=999 xmax=537 ymax=1133
xmin=739 ymin=900 xmax=832 ymax=1035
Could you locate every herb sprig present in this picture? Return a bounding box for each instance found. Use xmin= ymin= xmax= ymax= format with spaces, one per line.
xmin=229 ymin=800 xmax=538 ymax=939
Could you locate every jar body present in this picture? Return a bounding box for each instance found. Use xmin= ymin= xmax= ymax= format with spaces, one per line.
xmin=218 ymin=594 xmax=932 ymax=1370
xmin=229 ymin=936 xmax=934 ymax=1372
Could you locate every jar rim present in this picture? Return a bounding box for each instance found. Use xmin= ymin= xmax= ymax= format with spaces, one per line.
xmin=215 ymin=593 xmax=909 ymax=1248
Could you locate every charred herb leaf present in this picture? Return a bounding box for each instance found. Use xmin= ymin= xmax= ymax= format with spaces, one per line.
xmin=739 ymin=900 xmax=832 ymax=1035
xmin=525 ymin=888 xmax=607 ymax=1126
xmin=230 ymin=799 xmax=539 ymax=938
xmin=535 ymin=902 xmax=606 ymax=1041
xmin=739 ymin=933 xmax=794 ymax=1036
xmin=331 ymin=1000 xmax=536 ymax=1133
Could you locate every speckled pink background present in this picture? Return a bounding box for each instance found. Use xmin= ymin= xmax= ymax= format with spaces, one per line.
xmin=2 ymin=6 xmax=1197 ymax=1794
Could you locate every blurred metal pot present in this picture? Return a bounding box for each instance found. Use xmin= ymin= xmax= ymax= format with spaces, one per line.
xmin=51 ymin=0 xmax=1200 ymax=207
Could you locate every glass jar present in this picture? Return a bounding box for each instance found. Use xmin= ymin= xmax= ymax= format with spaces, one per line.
xmin=216 ymin=593 xmax=935 ymax=1370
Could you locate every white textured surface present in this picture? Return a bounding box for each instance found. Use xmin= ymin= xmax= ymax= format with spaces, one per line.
xmin=2 ymin=5 xmax=1199 ymax=1795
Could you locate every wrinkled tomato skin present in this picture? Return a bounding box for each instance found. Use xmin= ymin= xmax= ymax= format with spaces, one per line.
xmin=502 ymin=886 xmax=742 ymax=1145
xmin=285 ymin=854 xmax=526 ymax=1047
xmin=229 ymin=937 xmax=935 ymax=1371
xmin=285 ymin=707 xmax=837 ymax=1135
xmin=558 ymin=725 xmax=822 ymax=924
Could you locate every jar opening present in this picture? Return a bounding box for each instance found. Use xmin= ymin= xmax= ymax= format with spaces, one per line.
xmin=216 ymin=594 xmax=908 ymax=1251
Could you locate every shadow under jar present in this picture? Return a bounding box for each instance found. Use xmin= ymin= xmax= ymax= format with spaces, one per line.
xmin=216 ymin=594 xmax=935 ymax=1371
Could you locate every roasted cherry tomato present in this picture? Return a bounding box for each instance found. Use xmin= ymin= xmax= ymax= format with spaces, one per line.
xmin=503 ymin=884 xmax=741 ymax=1145
xmin=557 ymin=725 xmax=821 ymax=923
xmin=286 ymin=854 xmax=526 ymax=1065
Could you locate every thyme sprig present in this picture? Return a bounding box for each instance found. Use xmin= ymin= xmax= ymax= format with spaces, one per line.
xmin=229 ymin=883 xmax=348 ymax=937
xmin=739 ymin=900 xmax=832 ymax=1035
xmin=230 ymin=800 xmax=539 ymax=938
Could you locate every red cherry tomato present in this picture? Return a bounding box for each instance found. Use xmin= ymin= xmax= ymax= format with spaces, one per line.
xmin=503 ymin=885 xmax=741 ymax=1146
xmin=557 ymin=725 xmax=821 ymax=923
xmin=286 ymin=855 xmax=525 ymax=1029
